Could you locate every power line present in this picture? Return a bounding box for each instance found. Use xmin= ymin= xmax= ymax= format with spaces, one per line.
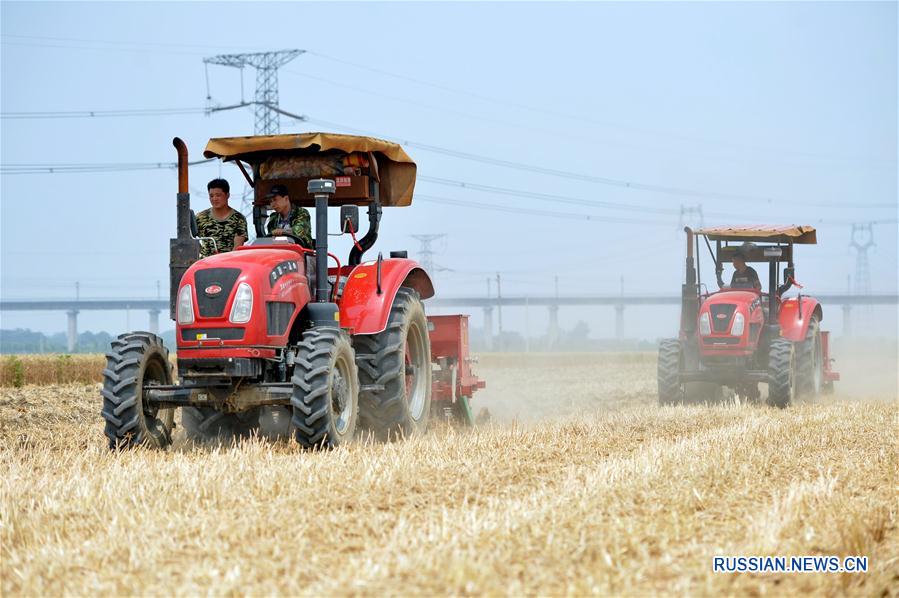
xmin=1 ymin=107 xmax=208 ymax=119
xmin=0 ymin=33 xmax=264 ymax=52
xmin=416 ymin=194 xmax=674 ymax=226
xmin=2 ymin=100 xmax=894 ymax=212
xmin=301 ymin=114 xmax=895 ymax=210
xmin=418 ymin=176 xmax=677 ymax=216
xmin=305 ymin=50 xmax=888 ymax=166
xmin=0 ymin=158 xmax=215 ymax=175
xmin=1 ymin=33 xmax=889 ymax=167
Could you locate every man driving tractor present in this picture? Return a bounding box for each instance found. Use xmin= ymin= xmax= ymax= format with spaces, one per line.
xmin=265 ymin=183 xmax=312 ymax=248
xmin=727 ymin=243 xmax=762 ymax=290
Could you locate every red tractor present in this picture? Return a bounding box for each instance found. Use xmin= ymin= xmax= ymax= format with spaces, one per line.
xmin=101 ymin=133 xmax=484 ymax=449
xmin=658 ymin=225 xmax=839 ymax=407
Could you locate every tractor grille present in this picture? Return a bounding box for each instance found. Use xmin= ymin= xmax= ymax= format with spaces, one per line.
xmin=181 ymin=327 xmax=245 ymax=341
xmin=709 ymin=304 xmax=737 ymax=333
xmin=194 ymin=268 xmax=241 ymax=317
xmin=266 ymin=302 xmax=295 ymax=336
xmin=702 ymin=337 xmax=740 ymax=345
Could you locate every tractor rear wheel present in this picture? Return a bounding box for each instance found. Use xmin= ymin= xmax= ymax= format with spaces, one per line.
xmin=657 ymin=338 xmax=685 ymax=405
xmin=767 ymin=337 xmax=795 ymax=408
xmin=101 ymin=332 xmax=175 ymax=450
xmin=355 ymin=287 xmax=432 ymax=438
xmin=181 ymin=406 xmax=260 ymax=442
xmin=796 ymin=316 xmax=823 ymax=399
xmin=290 ymin=327 xmax=359 ymax=448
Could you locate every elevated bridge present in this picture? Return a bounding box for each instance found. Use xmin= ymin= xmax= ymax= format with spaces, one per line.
xmin=2 ymin=294 xmax=895 ymax=351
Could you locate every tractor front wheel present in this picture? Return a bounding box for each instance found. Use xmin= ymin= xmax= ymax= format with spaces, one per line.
xmin=290 ymin=328 xmax=359 ymax=449
xmin=355 ymin=287 xmax=432 ymax=438
xmin=767 ymin=337 xmax=795 ymax=408
xmin=657 ymin=338 xmax=685 ymax=405
xmin=101 ymin=332 xmax=175 ymax=450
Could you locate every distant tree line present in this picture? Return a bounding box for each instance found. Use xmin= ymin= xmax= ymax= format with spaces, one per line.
xmin=0 ymin=329 xmax=177 ymax=354
xmin=2 ymin=323 xmax=654 ymax=354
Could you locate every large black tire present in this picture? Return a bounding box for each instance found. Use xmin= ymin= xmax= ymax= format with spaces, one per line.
xmin=291 ymin=328 xmax=359 ymax=448
xmin=354 ymin=287 xmax=433 ymax=438
xmin=657 ymin=338 xmax=685 ymax=405
xmin=796 ymin=316 xmax=823 ymax=399
xmin=181 ymin=406 xmax=260 ymax=442
xmin=101 ymin=332 xmax=175 ymax=450
xmin=767 ymin=337 xmax=795 ymax=408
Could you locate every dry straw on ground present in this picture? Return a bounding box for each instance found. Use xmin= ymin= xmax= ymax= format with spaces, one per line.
xmin=0 ymin=354 xmax=105 ymax=387
xmin=1 ymin=353 xmax=897 ymax=596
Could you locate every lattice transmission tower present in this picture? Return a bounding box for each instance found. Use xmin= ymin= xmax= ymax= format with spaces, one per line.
xmin=411 ymin=234 xmax=451 ymax=274
xmin=204 ymin=50 xmax=303 ymax=135
xmin=849 ymin=223 xmax=875 ymax=296
xmin=204 ymin=50 xmax=303 ymax=218
xmin=678 ymin=204 xmax=705 ymax=229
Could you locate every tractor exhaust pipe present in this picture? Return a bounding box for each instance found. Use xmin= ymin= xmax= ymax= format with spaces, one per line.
xmin=169 ymin=137 xmax=200 ymax=320
xmin=173 ymin=138 xmax=192 ymax=240
xmin=681 ymin=227 xmax=699 ymax=335
xmin=305 ymin=179 xmax=341 ymax=328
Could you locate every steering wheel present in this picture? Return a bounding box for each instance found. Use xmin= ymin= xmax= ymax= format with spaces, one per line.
xmin=266 ymin=232 xmax=309 ymax=248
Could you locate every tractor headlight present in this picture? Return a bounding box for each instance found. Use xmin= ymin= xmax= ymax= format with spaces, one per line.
xmin=699 ymin=312 xmax=712 ymax=336
xmin=177 ymin=284 xmax=194 ymax=324
xmin=229 ymin=282 xmax=254 ymax=324
xmin=731 ymin=313 xmax=745 ymax=336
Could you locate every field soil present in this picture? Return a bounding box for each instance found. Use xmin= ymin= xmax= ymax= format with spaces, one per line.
xmin=1 ymin=352 xmax=897 ymax=596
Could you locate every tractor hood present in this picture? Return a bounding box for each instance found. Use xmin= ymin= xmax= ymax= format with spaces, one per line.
xmin=700 ymin=290 xmax=760 ymax=335
xmin=703 ymin=290 xmax=760 ymax=308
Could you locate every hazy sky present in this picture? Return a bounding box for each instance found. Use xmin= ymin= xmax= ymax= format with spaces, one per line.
xmin=1 ymin=1 xmax=896 ymax=339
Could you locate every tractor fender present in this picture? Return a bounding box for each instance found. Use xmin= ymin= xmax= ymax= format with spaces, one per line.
xmin=339 ymin=258 xmax=435 ymax=335
xmin=778 ymin=296 xmax=823 ymax=342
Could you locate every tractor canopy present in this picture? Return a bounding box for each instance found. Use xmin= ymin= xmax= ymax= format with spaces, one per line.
xmin=694 ymin=225 xmax=816 ymax=264
xmin=203 ymin=132 xmax=417 ymax=207
xmin=695 ymin=225 xmax=817 ymax=245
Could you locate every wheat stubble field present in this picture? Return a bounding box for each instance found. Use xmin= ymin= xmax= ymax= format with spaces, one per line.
xmin=1 ymin=352 xmax=897 ymax=596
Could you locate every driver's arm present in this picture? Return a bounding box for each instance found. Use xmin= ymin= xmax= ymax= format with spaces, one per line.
xmin=291 ymin=209 xmax=313 ymax=248
xmin=752 ymin=268 xmax=761 ymax=290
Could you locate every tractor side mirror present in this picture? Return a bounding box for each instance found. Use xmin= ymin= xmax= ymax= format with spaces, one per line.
xmin=340 ymin=205 xmax=360 ymax=234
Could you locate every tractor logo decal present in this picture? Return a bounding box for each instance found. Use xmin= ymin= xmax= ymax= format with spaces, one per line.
xmin=716 ymin=313 xmax=728 ymax=319
xmin=269 ymin=260 xmax=299 ymax=287
xmin=204 ymin=284 xmax=222 ymax=296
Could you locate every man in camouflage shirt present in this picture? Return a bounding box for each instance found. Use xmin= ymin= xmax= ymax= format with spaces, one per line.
xmin=265 ymin=184 xmax=312 ymax=248
xmin=196 ymin=178 xmax=248 ymax=258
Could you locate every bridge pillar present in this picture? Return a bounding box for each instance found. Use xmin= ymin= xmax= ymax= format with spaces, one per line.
xmin=149 ymin=309 xmax=160 ymax=335
xmin=547 ymin=304 xmax=559 ymax=349
xmin=66 ymin=310 xmax=79 ymax=353
xmin=615 ymin=304 xmax=625 ymax=342
xmin=482 ymin=306 xmax=494 ymax=351
xmin=842 ymin=305 xmax=852 ymax=338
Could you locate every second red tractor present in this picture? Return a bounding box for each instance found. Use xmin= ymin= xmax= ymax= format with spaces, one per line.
xmin=659 ymin=225 xmax=839 ymax=407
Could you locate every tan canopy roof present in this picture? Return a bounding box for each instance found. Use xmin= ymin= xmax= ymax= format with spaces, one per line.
xmin=696 ymin=225 xmax=817 ymax=244
xmin=203 ymin=132 xmax=416 ymax=206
